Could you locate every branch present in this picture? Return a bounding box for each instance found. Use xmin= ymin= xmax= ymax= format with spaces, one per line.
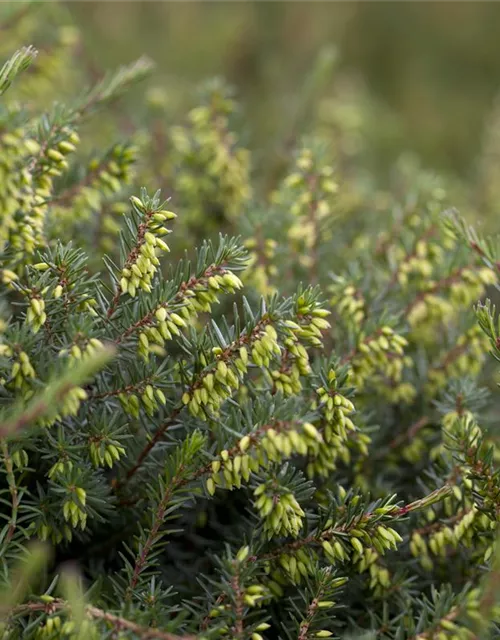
xmin=0 ymin=346 xmax=115 ymax=439
xmin=119 ymin=316 xmax=272 ymax=487
xmin=257 ymin=485 xmax=453 ymax=562
xmin=0 ymin=440 xmax=19 ymax=543
xmin=230 ymin=561 xmax=245 ymax=639
xmin=0 ymin=46 xmax=37 ymax=96
xmin=6 ymin=600 xmax=197 ymax=640
xmin=404 ymin=263 xmax=482 ymax=315
xmin=107 ymin=205 xmax=157 ymax=319
xmin=116 ymin=407 xmax=182 ymax=489
xmin=114 ymin=262 xmax=231 ymax=343
xmin=73 ymin=56 xmax=154 ymax=120
xmin=125 ymin=469 xmax=185 ymax=598
xmin=298 ymin=582 xmax=325 ymax=640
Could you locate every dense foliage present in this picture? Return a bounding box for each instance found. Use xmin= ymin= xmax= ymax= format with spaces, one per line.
xmin=2 ymin=6 xmax=500 ymax=640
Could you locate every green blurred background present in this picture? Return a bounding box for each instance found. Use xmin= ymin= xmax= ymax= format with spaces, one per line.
xmin=66 ymin=1 xmax=500 ymax=182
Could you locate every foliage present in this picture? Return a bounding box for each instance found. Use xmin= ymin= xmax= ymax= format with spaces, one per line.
xmin=2 ymin=5 xmax=500 ymax=640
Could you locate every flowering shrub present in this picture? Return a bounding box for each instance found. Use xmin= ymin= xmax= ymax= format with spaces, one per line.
xmin=2 ymin=8 xmax=500 ymax=640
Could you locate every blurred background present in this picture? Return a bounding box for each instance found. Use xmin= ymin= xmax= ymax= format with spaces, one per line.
xmin=66 ymin=1 xmax=500 ymax=181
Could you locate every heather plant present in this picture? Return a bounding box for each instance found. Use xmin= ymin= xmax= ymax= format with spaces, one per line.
xmin=3 ymin=8 xmax=500 ymax=640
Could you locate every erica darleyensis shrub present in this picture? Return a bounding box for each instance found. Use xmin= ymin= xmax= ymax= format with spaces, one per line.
xmin=3 ymin=9 xmax=500 ymax=640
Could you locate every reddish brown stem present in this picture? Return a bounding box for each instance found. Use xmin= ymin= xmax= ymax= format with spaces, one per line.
xmin=126 ymin=469 xmax=185 ymax=598
xmin=230 ymin=562 xmax=245 ymax=638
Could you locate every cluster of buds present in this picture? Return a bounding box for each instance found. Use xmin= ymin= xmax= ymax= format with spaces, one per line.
xmin=307 ymin=370 xmax=358 ymax=478
xmin=279 ymin=547 xmax=316 ymax=584
xmin=448 ymin=266 xmax=497 ymax=306
xmin=6 ymin=349 xmax=36 ymax=396
xmin=15 ymin=127 xmax=80 ymax=260
xmin=24 ymin=277 xmax=50 ymax=332
xmin=241 ymin=585 xmax=268 ymax=609
xmin=89 ymin=436 xmax=126 ymax=468
xmin=254 ymin=483 xmax=305 ymax=539
xmin=25 ymin=296 xmax=45 ymax=331
xmin=1 ymin=267 xmax=18 ymax=287
xmin=35 ymin=616 xmax=98 ymax=640
xmin=40 ymin=132 xmax=78 ymax=177
xmin=259 ymin=303 xmax=329 ymax=397
xmin=62 ymin=487 xmax=87 ymax=530
xmin=183 ymin=350 xmax=246 ymax=419
xmin=321 ymin=537 xmax=348 ymax=565
xmin=275 ymin=333 xmax=310 ymax=388
xmin=425 ymin=325 xmax=490 ymax=396
xmin=407 ymin=267 xmax=496 ymax=343
xmin=274 ymin=551 xmax=314 ymax=586
xmin=354 ymin=547 xmax=391 ymax=594
xmin=249 ymin=324 xmax=281 ymax=368
xmin=137 ymin=307 xmax=187 ymax=361
xmin=395 ymin=239 xmax=443 ymax=287
xmin=277 ymin=147 xmax=337 ymax=272
xmin=120 ymin=196 xmax=176 ymax=297
xmin=10 ymin=448 xmax=29 ymax=469
xmin=37 ymin=384 xmax=88 ymax=428
xmin=271 ymin=549 xmax=348 ymax=594
xmin=0 ymin=124 xmax=40 ymax=260
xmin=35 ymin=615 xmax=64 ymax=638
xmin=132 ymin=267 xmax=246 ymax=357
xmin=86 ymin=143 xmax=137 ymax=197
xmin=243 ymin=236 xmax=278 ymax=296
xmin=409 ymin=534 xmax=437 ymax=573
xmin=349 ymin=326 xmax=408 ymax=391
xmin=267 ymin=363 xmax=302 ymax=397
xmin=330 ymin=281 xmax=365 ymax=328
xmin=290 ymin=296 xmax=331 ymax=348
xmin=181 ymin=269 xmax=243 ymax=316
xmin=321 ymin=521 xmax=402 ymax=569
xmin=48 ymin=458 xmax=73 ymax=480
xmin=416 ymin=588 xmax=500 ymax=639
xmin=206 ymin=443 xmax=257 ymax=495
xmin=183 ymin=322 xmax=279 ymax=418
xmin=59 ymin=336 xmax=104 ymax=365
xmin=283 ymin=149 xmax=337 ymax=206
xmin=206 ymin=422 xmax=323 ymax=495
xmin=450 ymin=417 xmax=500 ymax=518
xmin=30 ymin=518 xmax=75 ymax=545
xmin=410 ymin=507 xmax=483 ymax=571
xmin=259 ymin=422 xmax=322 ymax=463
xmin=52 ymin=143 xmax=137 ymax=242
xmin=350 ymin=523 xmax=402 ymax=558
xmin=170 ymin=82 xmax=251 ymax=225
xmin=32 ymin=259 xmax=99 ymax=316
xmin=407 ymin=294 xmax=453 ymax=340
xmin=118 ymin=383 xmax=167 ymax=418
xmin=363 ymin=342 xmax=415 ymax=405
xmin=281 ymin=147 xmax=336 ymax=214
